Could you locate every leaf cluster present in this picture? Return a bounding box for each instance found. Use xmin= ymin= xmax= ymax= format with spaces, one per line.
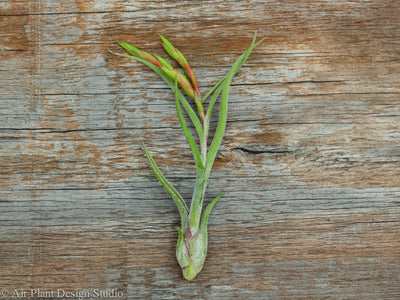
xmin=111 ymin=33 xmax=264 ymax=233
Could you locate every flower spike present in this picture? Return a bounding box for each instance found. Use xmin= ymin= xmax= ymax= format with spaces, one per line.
xmin=159 ymin=34 xmax=202 ymax=100
xmin=116 ymin=40 xmax=205 ymax=118
xmin=155 ymin=54 xmax=196 ymax=100
xmin=117 ymin=41 xmax=161 ymax=68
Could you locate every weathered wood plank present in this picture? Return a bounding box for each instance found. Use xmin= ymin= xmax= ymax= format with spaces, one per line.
xmin=1 ymin=0 xmax=399 ymax=298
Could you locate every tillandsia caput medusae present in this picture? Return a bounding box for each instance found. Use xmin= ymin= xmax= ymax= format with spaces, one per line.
xmin=111 ymin=33 xmax=264 ymax=280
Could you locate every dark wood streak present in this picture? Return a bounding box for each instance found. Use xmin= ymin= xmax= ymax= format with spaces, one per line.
xmin=1 ymin=0 xmax=400 ymax=298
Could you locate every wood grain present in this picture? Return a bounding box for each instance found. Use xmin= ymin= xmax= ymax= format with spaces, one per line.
xmin=1 ymin=0 xmax=399 ymax=299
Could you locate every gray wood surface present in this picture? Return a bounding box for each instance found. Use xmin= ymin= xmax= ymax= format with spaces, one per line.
xmin=1 ymin=0 xmax=399 ymax=299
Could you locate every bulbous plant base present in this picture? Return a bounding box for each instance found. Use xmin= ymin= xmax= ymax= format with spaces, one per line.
xmin=175 ymin=226 xmax=208 ymax=280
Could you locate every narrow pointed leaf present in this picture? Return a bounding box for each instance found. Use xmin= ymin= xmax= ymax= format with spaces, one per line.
xmin=200 ymin=193 xmax=224 ymax=229
xmin=205 ymin=33 xmax=264 ymax=179
xmin=173 ymin=78 xmax=204 ymax=170
xmin=202 ymin=75 xmax=227 ymax=103
xmin=203 ymin=77 xmax=225 ymax=142
xmin=142 ymin=142 xmax=188 ymax=225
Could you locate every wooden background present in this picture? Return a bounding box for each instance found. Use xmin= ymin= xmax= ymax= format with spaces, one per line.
xmin=1 ymin=0 xmax=399 ymax=299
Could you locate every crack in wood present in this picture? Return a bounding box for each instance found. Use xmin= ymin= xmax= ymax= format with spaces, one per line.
xmin=231 ymin=147 xmax=291 ymax=155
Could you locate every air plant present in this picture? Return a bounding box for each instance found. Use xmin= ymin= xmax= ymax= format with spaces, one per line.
xmin=111 ymin=33 xmax=264 ymax=280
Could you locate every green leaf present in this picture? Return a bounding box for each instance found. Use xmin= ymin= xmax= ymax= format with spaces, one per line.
xmin=205 ymin=33 xmax=265 ymax=179
xmin=177 ymin=91 xmax=204 ymax=150
xmin=200 ymin=193 xmax=224 ymax=229
xmin=188 ymin=167 xmax=206 ymax=233
xmin=142 ymin=142 xmax=188 ymax=226
xmin=203 ymin=76 xmax=226 ymax=143
xmin=173 ymin=78 xmax=204 ymax=170
xmin=175 ymin=227 xmax=191 ymax=268
xmin=202 ymin=75 xmax=227 ymax=103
